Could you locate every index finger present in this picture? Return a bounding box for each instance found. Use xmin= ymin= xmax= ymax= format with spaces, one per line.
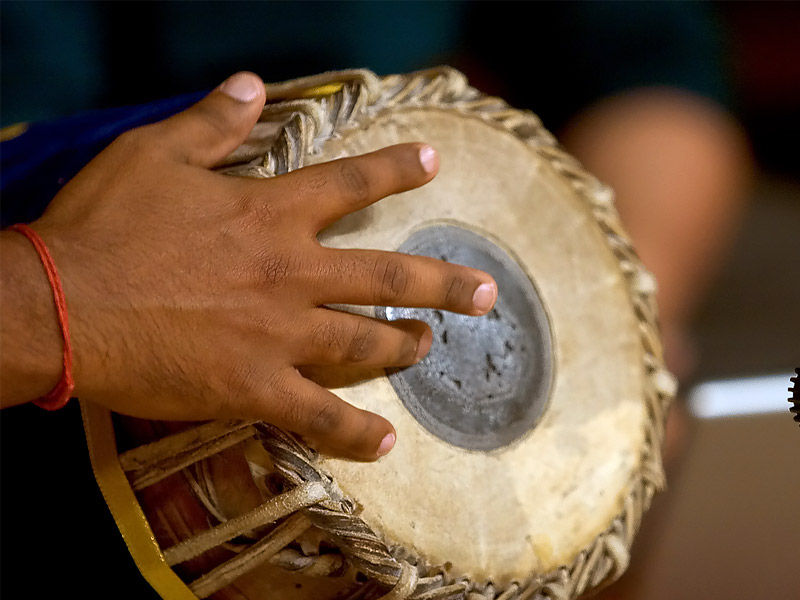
xmin=272 ymin=143 xmax=439 ymax=232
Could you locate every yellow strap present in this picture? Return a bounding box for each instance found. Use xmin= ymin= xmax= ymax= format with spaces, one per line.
xmin=297 ymin=83 xmax=343 ymax=98
xmin=0 ymin=122 xmax=28 ymax=142
xmin=81 ymin=400 xmax=198 ymax=600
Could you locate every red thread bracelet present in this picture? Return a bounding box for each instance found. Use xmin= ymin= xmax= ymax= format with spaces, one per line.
xmin=9 ymin=223 xmax=75 ymax=410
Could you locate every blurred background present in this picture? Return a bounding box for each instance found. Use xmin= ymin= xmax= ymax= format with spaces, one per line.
xmin=1 ymin=2 xmax=798 ymax=599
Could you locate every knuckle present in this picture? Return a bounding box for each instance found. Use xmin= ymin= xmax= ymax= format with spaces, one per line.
xmin=337 ymin=160 xmax=371 ymax=205
xmin=305 ymin=397 xmax=342 ymax=434
xmin=374 ymin=258 xmax=411 ymax=304
xmin=223 ymin=360 xmax=261 ymax=409
xmin=444 ymin=275 xmax=467 ymax=307
xmin=310 ymin=320 xmax=342 ymax=355
xmin=400 ymin=332 xmax=419 ymax=363
xmin=241 ymin=190 xmax=275 ymax=229
xmin=225 ymin=363 xmax=289 ymax=420
xmin=280 ymin=391 xmax=306 ymax=429
xmin=299 ymin=169 xmax=329 ymax=194
xmin=258 ymin=253 xmax=290 ymax=286
xmin=192 ymin=103 xmax=231 ymax=141
xmin=345 ymin=321 xmax=376 ymax=363
xmin=259 ymin=367 xmax=291 ymax=400
xmin=263 ymin=370 xmax=306 ymax=425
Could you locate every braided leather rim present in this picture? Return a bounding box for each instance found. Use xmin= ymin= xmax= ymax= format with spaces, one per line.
xmin=223 ymin=67 xmax=678 ymax=600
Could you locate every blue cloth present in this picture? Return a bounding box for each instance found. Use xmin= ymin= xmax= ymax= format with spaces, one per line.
xmin=0 ymin=91 xmax=205 ymax=228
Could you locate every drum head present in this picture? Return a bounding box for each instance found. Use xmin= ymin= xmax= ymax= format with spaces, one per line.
xmin=85 ymin=68 xmax=675 ymax=600
xmin=310 ymin=105 xmax=645 ymax=584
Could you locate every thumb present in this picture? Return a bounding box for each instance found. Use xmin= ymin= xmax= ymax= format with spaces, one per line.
xmin=160 ymin=72 xmax=266 ymax=168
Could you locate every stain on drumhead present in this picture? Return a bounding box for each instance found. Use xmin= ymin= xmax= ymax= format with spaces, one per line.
xmin=377 ymin=224 xmax=553 ymax=451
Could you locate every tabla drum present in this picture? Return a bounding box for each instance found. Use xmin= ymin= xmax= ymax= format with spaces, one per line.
xmin=81 ymin=67 xmax=677 ymax=600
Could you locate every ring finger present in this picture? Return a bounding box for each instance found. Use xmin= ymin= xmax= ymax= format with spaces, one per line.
xmin=297 ymin=308 xmax=432 ymax=368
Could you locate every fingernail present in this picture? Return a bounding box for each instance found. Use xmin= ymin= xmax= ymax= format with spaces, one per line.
xmin=419 ymin=145 xmax=438 ymax=173
xmin=415 ymin=328 xmax=433 ymax=363
xmin=472 ymin=282 xmax=497 ymax=313
xmin=376 ymin=432 xmax=395 ymax=457
xmin=218 ymin=72 xmax=262 ymax=103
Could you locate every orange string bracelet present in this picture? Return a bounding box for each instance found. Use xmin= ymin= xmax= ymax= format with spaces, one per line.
xmin=9 ymin=223 xmax=74 ymax=410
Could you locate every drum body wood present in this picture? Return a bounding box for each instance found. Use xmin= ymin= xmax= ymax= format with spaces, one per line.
xmin=82 ymin=68 xmax=676 ymax=600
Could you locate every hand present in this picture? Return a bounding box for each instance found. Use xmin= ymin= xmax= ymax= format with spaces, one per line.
xmin=27 ymin=72 xmax=497 ymax=460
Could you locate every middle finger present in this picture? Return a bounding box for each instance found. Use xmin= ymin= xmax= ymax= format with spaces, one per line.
xmin=313 ymin=248 xmax=497 ymax=315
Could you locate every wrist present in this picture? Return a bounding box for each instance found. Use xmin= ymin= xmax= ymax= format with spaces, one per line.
xmin=31 ymin=218 xmax=104 ymax=402
xmin=0 ymin=230 xmax=63 ymax=406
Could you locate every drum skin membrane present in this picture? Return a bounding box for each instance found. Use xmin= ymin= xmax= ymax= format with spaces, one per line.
xmin=316 ymin=109 xmax=647 ymax=583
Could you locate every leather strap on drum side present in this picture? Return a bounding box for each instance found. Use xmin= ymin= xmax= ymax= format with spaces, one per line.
xmin=80 ymin=400 xmax=198 ymax=600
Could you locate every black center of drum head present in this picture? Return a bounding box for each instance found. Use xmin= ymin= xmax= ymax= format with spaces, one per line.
xmin=377 ymin=225 xmax=553 ymax=451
